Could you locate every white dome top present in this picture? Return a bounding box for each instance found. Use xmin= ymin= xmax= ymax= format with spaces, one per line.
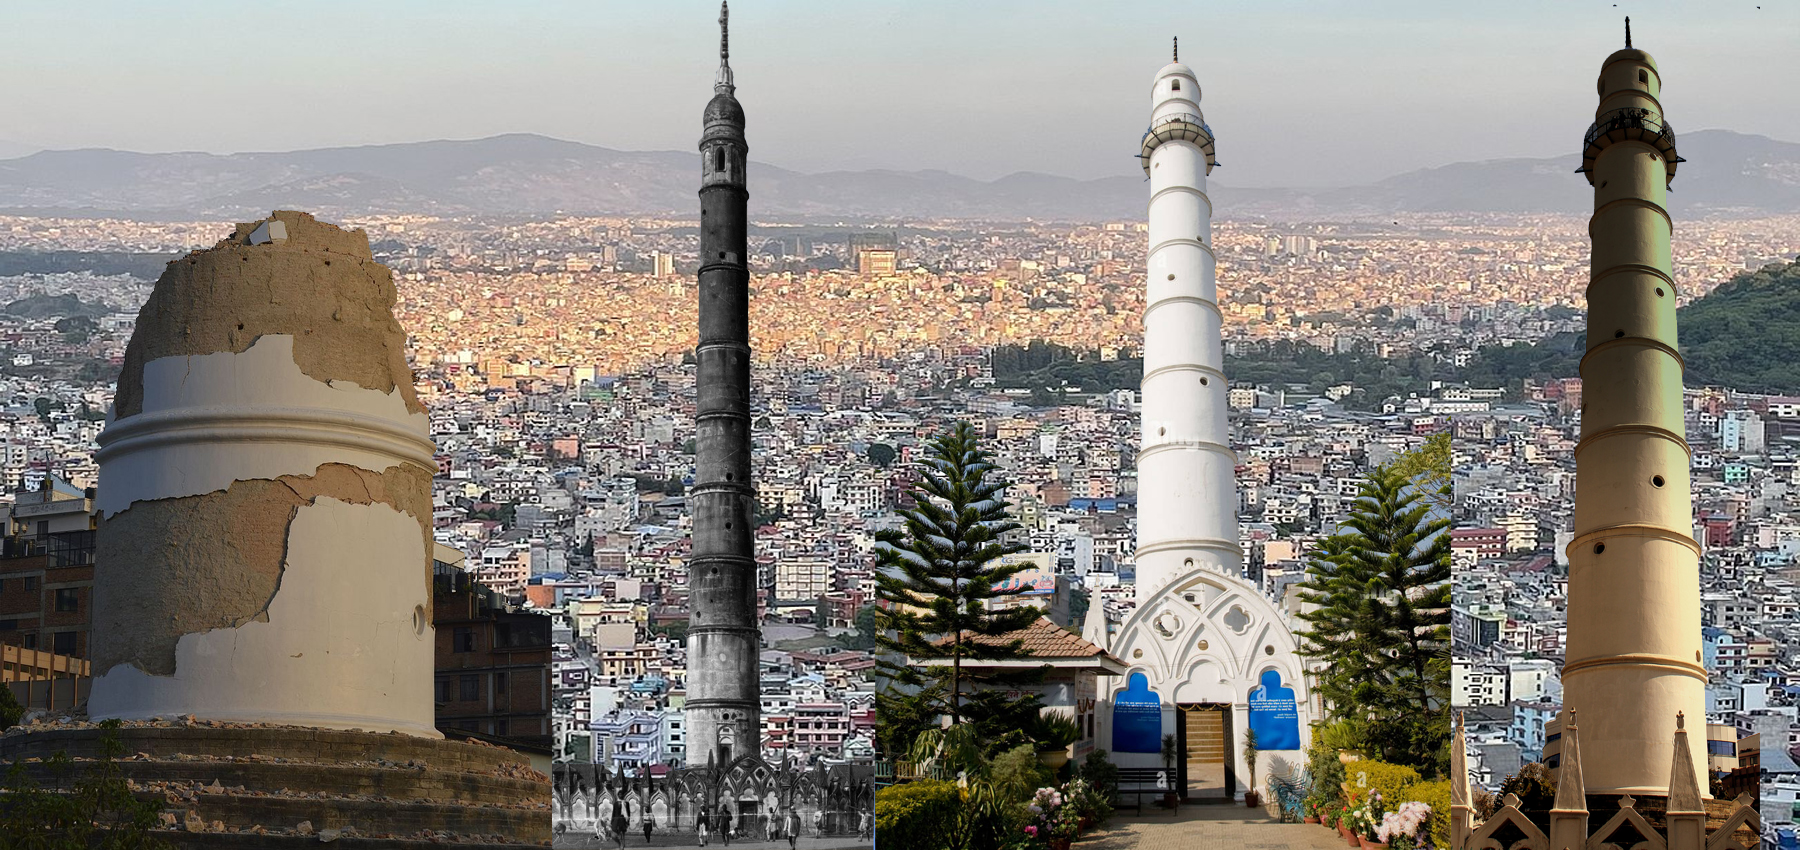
xmin=1152 ymin=62 xmax=1201 ymax=105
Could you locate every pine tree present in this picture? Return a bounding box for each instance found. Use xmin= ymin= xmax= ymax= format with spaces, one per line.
xmin=873 ymin=422 xmax=1044 ymax=734
xmin=1295 ymin=451 xmax=1451 ymax=774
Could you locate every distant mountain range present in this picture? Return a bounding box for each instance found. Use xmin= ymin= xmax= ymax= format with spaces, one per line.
xmin=1 ymin=130 xmax=1797 ymax=221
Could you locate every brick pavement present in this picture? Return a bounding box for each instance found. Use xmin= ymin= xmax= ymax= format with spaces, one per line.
xmin=1075 ymin=804 xmax=1350 ymax=850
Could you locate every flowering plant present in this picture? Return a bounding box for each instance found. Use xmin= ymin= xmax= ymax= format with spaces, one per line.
xmin=1346 ymin=791 xmax=1385 ymax=840
xmin=1376 ymin=801 xmax=1432 ymax=850
xmin=1023 ymin=786 xmax=1067 ymax=845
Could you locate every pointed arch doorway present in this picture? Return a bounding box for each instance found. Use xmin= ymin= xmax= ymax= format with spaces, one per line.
xmin=1176 ymin=703 xmax=1233 ymax=801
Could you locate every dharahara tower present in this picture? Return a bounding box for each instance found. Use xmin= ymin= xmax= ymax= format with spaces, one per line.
xmin=1562 ymin=17 xmax=1707 ymax=798
xmin=685 ymin=0 xmax=762 ymax=768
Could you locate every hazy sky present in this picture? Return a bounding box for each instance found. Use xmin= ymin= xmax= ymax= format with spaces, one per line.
xmin=3 ymin=1 xmax=1796 ymax=188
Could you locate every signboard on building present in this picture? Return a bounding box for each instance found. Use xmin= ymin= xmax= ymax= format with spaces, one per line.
xmin=1112 ymin=672 xmax=1162 ymax=753
xmin=1247 ymin=669 xmax=1301 ymax=750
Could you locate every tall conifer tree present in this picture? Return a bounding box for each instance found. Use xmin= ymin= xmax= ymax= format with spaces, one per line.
xmin=873 ymin=422 xmax=1042 ymax=734
xmin=1296 ymin=448 xmax=1451 ymax=773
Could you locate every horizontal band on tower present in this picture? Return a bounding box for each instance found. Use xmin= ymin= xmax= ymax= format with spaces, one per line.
xmin=1137 ymin=438 xmax=1236 ymax=462
xmin=695 ymin=341 xmax=751 ymax=354
xmin=1579 ymin=334 xmax=1685 ymax=372
xmin=1572 ymin=422 xmax=1691 ymax=459
xmin=1144 ymin=294 xmax=1224 ymax=323
xmin=95 ymin=406 xmax=436 ymax=468
xmin=1149 ymin=184 xmax=1214 ymax=219
xmin=696 ymin=263 xmax=747 ymax=275
xmin=682 ymin=698 xmax=760 ymax=709
xmin=1566 ymin=523 xmax=1702 ymax=559
xmin=688 ymin=555 xmax=756 ymax=569
xmin=1135 ymin=538 xmax=1244 ymax=560
xmin=1141 ymin=361 xmax=1225 ymax=384
xmin=1562 ymin=652 xmax=1706 ymax=682
xmin=1150 ymin=237 xmax=1215 ymax=259
xmin=1589 ymin=262 xmax=1676 ymax=290
xmin=1588 ymin=196 xmax=1672 ymax=231
xmin=695 ymin=409 xmax=752 ymax=423
xmin=688 ymin=482 xmax=757 ymax=500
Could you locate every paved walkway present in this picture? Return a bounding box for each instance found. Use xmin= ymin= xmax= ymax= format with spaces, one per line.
xmin=1076 ymin=804 xmax=1348 ymax=850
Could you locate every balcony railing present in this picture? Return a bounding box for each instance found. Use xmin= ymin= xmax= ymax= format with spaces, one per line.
xmin=1578 ymin=106 xmax=1683 ymax=185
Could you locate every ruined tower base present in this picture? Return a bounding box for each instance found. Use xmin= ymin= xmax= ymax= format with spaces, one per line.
xmin=1 ymin=722 xmax=550 ymax=845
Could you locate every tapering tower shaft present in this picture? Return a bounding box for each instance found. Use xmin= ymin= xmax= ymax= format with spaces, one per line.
xmin=1135 ymin=57 xmax=1238 ymax=596
xmin=686 ymin=1 xmax=760 ymax=768
xmin=1563 ymin=36 xmax=1705 ymax=796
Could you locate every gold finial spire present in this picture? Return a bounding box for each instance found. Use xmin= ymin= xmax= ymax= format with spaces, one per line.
xmin=1625 ymin=16 xmax=1632 ymax=48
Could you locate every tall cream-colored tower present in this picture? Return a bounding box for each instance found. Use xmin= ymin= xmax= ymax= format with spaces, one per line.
xmin=1563 ymin=21 xmax=1706 ymax=797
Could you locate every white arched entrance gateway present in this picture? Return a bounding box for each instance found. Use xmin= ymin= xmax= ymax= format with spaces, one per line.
xmin=1087 ymin=567 xmax=1313 ymax=802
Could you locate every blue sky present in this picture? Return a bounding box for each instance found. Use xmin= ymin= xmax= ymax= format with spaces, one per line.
xmin=1 ymin=0 xmax=1794 ymax=187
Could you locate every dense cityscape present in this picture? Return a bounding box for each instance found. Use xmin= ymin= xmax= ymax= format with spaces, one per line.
xmin=1 ymin=209 xmax=1797 ymax=842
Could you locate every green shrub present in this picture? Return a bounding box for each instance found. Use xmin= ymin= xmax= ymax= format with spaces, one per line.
xmin=1305 ymin=730 xmax=1347 ymax=809
xmin=989 ymin=744 xmax=1051 ymax=804
xmin=1400 ymin=779 xmax=1452 ymax=850
xmin=1343 ymin=760 xmax=1421 ymax=809
xmin=1077 ymin=749 xmax=1119 ymax=809
xmin=875 ymin=780 xmax=960 ymax=850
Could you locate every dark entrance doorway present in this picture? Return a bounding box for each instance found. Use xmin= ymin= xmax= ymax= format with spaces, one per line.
xmin=1175 ymin=703 xmax=1233 ymax=801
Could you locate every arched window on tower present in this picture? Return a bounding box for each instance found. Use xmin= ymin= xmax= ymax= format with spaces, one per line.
xmin=1171 ymin=80 xmax=1181 ymax=92
xmin=713 ymin=147 xmax=725 ymax=172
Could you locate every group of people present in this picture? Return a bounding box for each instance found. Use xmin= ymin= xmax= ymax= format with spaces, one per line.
xmin=600 ymin=804 xmax=807 ymax=848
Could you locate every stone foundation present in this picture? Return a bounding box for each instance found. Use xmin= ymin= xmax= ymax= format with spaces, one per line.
xmin=0 ymin=723 xmax=549 ymax=845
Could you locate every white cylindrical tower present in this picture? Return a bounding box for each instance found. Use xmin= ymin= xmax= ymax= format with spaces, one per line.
xmin=1135 ymin=48 xmax=1239 ymax=597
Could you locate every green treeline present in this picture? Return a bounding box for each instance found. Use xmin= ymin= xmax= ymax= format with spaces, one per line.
xmin=989 ymin=340 xmax=1458 ymax=411
xmin=1458 ymin=257 xmax=1800 ymax=393
xmin=991 ymin=258 xmax=1800 ymax=402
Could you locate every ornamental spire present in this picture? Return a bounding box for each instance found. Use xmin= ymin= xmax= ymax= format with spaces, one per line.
xmin=1625 ymin=16 xmax=1632 ymax=48
xmin=717 ymin=1 xmax=734 ymax=93
xmin=1173 ymin=36 xmax=1178 ymax=63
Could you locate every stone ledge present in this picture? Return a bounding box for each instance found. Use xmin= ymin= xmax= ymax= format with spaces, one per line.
xmin=1 ymin=724 xmax=534 ymax=777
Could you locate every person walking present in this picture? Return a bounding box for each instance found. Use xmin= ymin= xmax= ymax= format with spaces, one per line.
xmin=610 ymin=806 xmax=628 ymax=850
xmin=642 ymin=810 xmax=654 ymax=845
xmin=697 ymin=808 xmax=711 ymax=847
xmin=785 ymin=809 xmax=802 ymax=850
xmin=719 ymin=804 xmax=734 ymax=846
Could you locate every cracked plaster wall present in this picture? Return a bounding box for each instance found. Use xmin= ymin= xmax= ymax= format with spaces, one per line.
xmin=88 ymin=211 xmax=437 ymax=736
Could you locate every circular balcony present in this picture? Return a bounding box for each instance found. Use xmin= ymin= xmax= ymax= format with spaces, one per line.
xmin=1140 ymin=114 xmax=1218 ymax=177
xmin=1578 ymin=107 xmax=1683 ymax=186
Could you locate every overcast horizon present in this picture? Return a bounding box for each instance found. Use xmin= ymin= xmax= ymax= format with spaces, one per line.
xmin=3 ymin=0 xmax=1796 ymax=189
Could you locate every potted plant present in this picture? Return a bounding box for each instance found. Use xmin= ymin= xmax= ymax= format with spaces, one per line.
xmin=1348 ymin=792 xmax=1387 ymax=850
xmin=1049 ymin=804 xmax=1082 ymax=850
xmin=1032 ymin=712 xmax=1083 ymax=771
xmin=1024 ymin=786 xmax=1078 ymax=850
xmin=1159 ymin=733 xmax=1180 ymax=807
xmin=1303 ymin=798 xmax=1322 ymax=825
xmin=1065 ymin=777 xmax=1099 ymax=831
xmin=1242 ymin=729 xmax=1260 ymax=808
